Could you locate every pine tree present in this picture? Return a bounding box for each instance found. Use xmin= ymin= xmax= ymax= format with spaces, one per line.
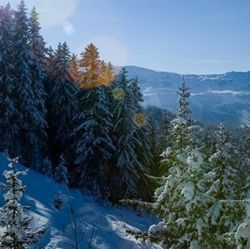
xmin=129 ymin=77 xmax=152 ymax=198
xmin=78 ymin=43 xmax=101 ymax=89
xmin=0 ymin=158 xmax=44 ymax=249
xmin=110 ymin=68 xmax=139 ymax=199
xmin=207 ymin=123 xmax=246 ymax=245
xmin=29 ymin=7 xmax=48 ymax=70
xmin=0 ymin=4 xmax=18 ymax=152
xmin=73 ymin=86 xmax=114 ymax=194
xmin=154 ymin=81 xmax=204 ymax=247
xmin=8 ymin=0 xmax=47 ymax=168
xmin=54 ymin=154 xmax=68 ymax=185
xmin=72 ymin=44 xmax=114 ymax=195
xmin=29 ymin=7 xmax=48 ymax=136
xmin=69 ymin=53 xmax=79 ymax=82
xmin=28 ymin=7 xmax=48 ymax=168
xmin=172 ymin=78 xmax=192 ymax=149
xmin=48 ymin=42 xmax=77 ymax=164
xmin=109 ymin=68 xmax=149 ymax=200
xmin=209 ymin=123 xmax=242 ymax=200
xmin=99 ymin=61 xmax=114 ymax=86
xmin=138 ymin=79 xmax=216 ymax=248
xmin=151 ymin=147 xmax=214 ymax=248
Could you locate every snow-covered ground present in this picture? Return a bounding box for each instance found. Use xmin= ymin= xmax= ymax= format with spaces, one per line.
xmin=0 ymin=154 xmax=161 ymax=249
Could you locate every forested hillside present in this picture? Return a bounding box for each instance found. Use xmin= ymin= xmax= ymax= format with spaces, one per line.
xmin=0 ymin=1 xmax=249 ymax=249
xmin=0 ymin=1 xmax=155 ymax=202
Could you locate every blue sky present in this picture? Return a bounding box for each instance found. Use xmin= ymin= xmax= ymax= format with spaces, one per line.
xmin=3 ymin=0 xmax=250 ymax=74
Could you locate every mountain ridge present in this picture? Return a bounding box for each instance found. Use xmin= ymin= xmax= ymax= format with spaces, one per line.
xmin=126 ymin=65 xmax=250 ymax=76
xmin=124 ymin=66 xmax=250 ymax=125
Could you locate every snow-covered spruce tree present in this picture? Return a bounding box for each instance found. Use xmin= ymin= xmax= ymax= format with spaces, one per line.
xmin=72 ymin=86 xmax=114 ymax=195
xmin=72 ymin=43 xmax=114 ymax=196
xmin=28 ymin=7 xmax=48 ymax=169
xmin=12 ymin=0 xmax=47 ymax=166
xmin=129 ymin=76 xmax=152 ymax=198
xmin=0 ymin=158 xmax=44 ymax=248
xmin=28 ymin=7 xmax=48 ymax=70
xmin=28 ymin=6 xmax=48 ymax=117
xmin=127 ymin=79 xmax=217 ymax=248
xmin=209 ymin=123 xmax=244 ymax=200
xmin=47 ymin=42 xmax=78 ymax=165
xmin=54 ymin=154 xmax=68 ymax=185
xmin=152 ymin=80 xmax=213 ymax=248
xmin=0 ymin=4 xmax=18 ymax=152
xmin=207 ymin=123 xmax=246 ymax=246
xmin=129 ymin=77 xmax=151 ymax=160
xmin=109 ymin=68 xmax=150 ymax=200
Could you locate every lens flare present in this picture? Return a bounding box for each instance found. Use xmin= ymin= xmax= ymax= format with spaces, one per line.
xmin=133 ymin=113 xmax=147 ymax=128
xmin=63 ymin=21 xmax=75 ymax=35
xmin=112 ymin=88 xmax=125 ymax=101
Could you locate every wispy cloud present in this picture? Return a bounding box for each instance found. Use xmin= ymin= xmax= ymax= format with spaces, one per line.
xmin=191 ymin=90 xmax=250 ymax=96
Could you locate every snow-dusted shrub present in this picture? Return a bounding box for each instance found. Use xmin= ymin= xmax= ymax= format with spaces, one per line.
xmin=0 ymin=158 xmax=44 ymax=248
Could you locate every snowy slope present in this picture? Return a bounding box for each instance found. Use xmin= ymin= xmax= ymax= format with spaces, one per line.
xmin=0 ymin=154 xmax=161 ymax=249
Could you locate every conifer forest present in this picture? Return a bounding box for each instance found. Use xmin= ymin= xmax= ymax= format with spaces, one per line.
xmin=0 ymin=1 xmax=249 ymax=248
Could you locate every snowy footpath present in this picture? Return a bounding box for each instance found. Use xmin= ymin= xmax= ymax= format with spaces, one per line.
xmin=0 ymin=154 xmax=161 ymax=249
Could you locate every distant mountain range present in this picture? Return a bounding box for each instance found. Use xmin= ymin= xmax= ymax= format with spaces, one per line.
xmin=125 ymin=66 xmax=250 ymax=125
